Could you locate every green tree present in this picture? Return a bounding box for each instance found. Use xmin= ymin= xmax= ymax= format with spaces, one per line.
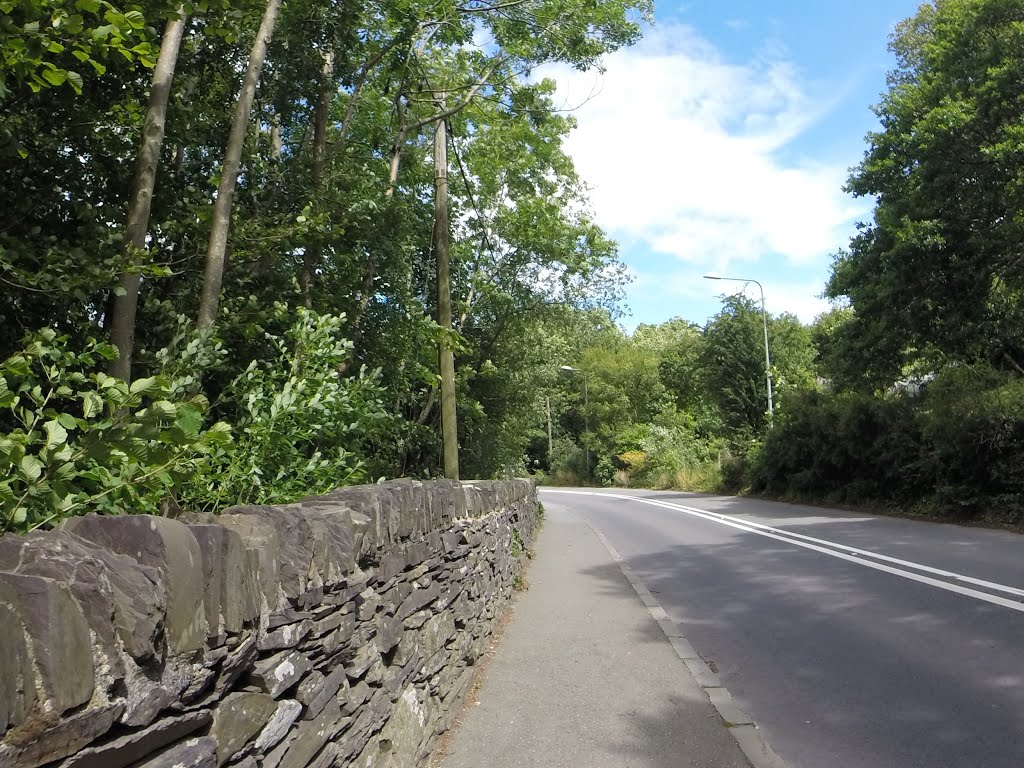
xmin=700 ymin=295 xmax=815 ymax=437
xmin=828 ymin=0 xmax=1024 ymax=384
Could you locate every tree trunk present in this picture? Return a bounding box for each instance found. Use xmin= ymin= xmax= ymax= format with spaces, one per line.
xmin=270 ymin=115 xmax=282 ymax=161
xmin=196 ymin=0 xmax=284 ymax=329
xmin=299 ymin=50 xmax=335 ymax=306
xmin=108 ymin=8 xmax=189 ymax=382
xmin=434 ymin=108 xmax=459 ymax=480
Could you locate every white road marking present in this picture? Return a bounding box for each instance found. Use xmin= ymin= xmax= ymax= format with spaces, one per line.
xmin=543 ymin=490 xmax=1024 ymax=613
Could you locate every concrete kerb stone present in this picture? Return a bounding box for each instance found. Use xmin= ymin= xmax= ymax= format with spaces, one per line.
xmin=585 ymin=521 xmax=788 ymax=768
xmin=730 ymin=725 xmax=788 ymax=768
xmin=706 ymin=687 xmax=755 ymax=727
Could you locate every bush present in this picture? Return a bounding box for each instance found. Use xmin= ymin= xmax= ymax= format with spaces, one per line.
xmin=749 ymin=390 xmax=924 ymax=505
xmin=611 ymin=420 xmax=716 ymax=489
xmin=919 ymin=366 xmax=1024 ymax=524
xmin=179 ymin=309 xmax=387 ymax=510
xmin=0 ymin=330 xmax=229 ymax=533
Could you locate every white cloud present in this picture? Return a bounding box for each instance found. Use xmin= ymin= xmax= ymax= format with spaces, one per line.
xmin=538 ymin=23 xmax=866 ymax=286
xmin=627 ymin=267 xmax=836 ymax=326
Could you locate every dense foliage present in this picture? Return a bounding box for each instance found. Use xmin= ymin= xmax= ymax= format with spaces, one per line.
xmin=0 ymin=0 xmax=651 ymax=532
xmin=548 ymin=2 xmax=1024 ymax=528
xmin=752 ymin=0 xmax=1024 ymax=526
xmin=7 ymin=0 xmax=1024 ymax=533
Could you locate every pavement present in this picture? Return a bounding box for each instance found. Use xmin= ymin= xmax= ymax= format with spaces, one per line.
xmin=436 ymin=500 xmax=759 ymax=768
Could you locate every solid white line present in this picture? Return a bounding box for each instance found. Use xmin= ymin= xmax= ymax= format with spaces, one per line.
xmin=543 ymin=490 xmax=1024 ymax=613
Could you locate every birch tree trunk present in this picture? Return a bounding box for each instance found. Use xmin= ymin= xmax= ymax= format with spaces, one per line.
xmin=108 ymin=8 xmax=189 ymax=382
xmin=299 ymin=50 xmax=334 ymax=306
xmin=196 ymin=0 xmax=284 ymax=329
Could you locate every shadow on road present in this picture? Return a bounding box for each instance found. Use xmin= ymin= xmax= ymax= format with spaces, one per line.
xmin=574 ymin=526 xmax=1024 ymax=768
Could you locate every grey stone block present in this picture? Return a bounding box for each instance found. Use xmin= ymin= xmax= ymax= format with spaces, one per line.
xmin=376 ymin=613 xmax=404 ymax=653
xmin=220 ymin=505 xmax=315 ymax=600
xmin=63 ymin=515 xmax=206 ymax=654
xmin=209 ymin=692 xmax=278 ymax=765
xmin=0 ymin=581 xmax=35 ymax=733
xmin=0 ymin=529 xmax=164 ymax=664
xmin=248 ymin=650 xmax=311 ymax=698
xmin=0 ymin=702 xmax=123 ymax=768
xmin=56 ymin=709 xmax=211 ymax=768
xmin=258 ymin=619 xmax=312 ymax=652
xmin=297 ymin=667 xmax=347 ymax=720
xmin=396 ymin=582 xmax=441 ymax=619
xmin=133 ymin=736 xmax=217 ymax=768
xmin=0 ymin=572 xmax=93 ymax=716
xmin=213 ymin=514 xmax=282 ymax=615
xmin=275 ymin=699 xmax=344 ymax=768
xmin=252 ymin=699 xmax=302 ymax=753
xmin=310 ymin=609 xmax=354 ymax=640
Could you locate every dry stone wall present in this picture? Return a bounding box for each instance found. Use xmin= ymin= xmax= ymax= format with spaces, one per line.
xmin=0 ymin=478 xmax=538 ymax=768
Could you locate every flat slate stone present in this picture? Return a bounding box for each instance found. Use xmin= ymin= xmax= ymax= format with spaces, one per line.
xmin=258 ymin=619 xmax=312 ymax=652
xmin=276 ymin=699 xmax=344 ymax=768
xmin=297 ymin=667 xmax=347 ymax=720
xmin=0 ymin=702 xmax=123 ymax=768
xmin=56 ymin=709 xmax=211 ymax=768
xmin=252 ymin=699 xmax=302 ymax=753
xmin=208 ymin=692 xmax=278 ymax=765
xmin=63 ymin=515 xmax=206 ymax=654
xmin=0 ymin=530 xmax=165 ymax=665
xmin=213 ymin=514 xmax=282 ymax=614
xmin=133 ymin=736 xmax=217 ymax=768
xmin=0 ymin=572 xmax=93 ymax=716
xmin=0 ymin=581 xmax=35 ymax=733
xmin=248 ymin=650 xmax=311 ymax=698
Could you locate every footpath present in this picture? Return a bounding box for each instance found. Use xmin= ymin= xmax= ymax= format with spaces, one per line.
xmin=435 ymin=500 xmax=766 ymax=768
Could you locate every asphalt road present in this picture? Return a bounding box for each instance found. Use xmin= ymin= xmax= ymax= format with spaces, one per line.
xmin=540 ymin=489 xmax=1024 ymax=768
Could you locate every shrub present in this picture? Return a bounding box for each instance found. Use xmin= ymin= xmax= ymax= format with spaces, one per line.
xmin=178 ymin=309 xmax=387 ymax=510
xmin=750 ymin=390 xmax=924 ymax=505
xmin=0 ymin=330 xmax=229 ymax=533
xmin=919 ymin=366 xmax=1024 ymax=524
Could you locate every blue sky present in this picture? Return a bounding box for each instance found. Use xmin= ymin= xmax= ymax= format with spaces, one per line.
xmin=539 ymin=0 xmax=926 ymax=329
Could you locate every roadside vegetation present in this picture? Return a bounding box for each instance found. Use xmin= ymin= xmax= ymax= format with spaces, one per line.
xmin=545 ymin=0 xmax=1024 ymax=529
xmin=4 ymin=0 xmax=1024 ymax=533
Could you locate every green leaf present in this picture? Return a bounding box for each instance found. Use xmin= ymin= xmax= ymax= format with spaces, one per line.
xmin=43 ymin=420 xmax=68 ymax=450
xmin=19 ymin=455 xmax=43 ymax=482
xmin=148 ymin=400 xmax=177 ymax=419
xmin=57 ymin=413 xmax=78 ymax=430
xmin=65 ymin=71 xmax=83 ymax=93
xmin=82 ymin=390 xmax=103 ymax=419
xmin=129 ymin=376 xmax=160 ymax=396
xmin=41 ymin=68 xmax=66 ymax=86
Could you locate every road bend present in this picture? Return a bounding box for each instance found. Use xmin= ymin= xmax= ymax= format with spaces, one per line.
xmin=541 ymin=489 xmax=1024 ymax=768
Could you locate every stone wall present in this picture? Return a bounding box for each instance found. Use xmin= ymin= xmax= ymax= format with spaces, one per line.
xmin=0 ymin=478 xmax=538 ymax=768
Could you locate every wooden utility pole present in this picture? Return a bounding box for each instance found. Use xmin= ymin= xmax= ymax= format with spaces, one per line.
xmin=546 ymin=396 xmax=553 ymax=468
xmin=434 ymin=108 xmax=459 ymax=479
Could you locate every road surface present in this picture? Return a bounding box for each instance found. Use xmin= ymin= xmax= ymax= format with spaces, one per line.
xmin=541 ymin=489 xmax=1024 ymax=768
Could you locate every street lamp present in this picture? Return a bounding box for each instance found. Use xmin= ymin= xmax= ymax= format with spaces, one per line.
xmin=703 ymin=274 xmax=774 ymax=427
xmin=559 ymin=365 xmax=590 ymax=476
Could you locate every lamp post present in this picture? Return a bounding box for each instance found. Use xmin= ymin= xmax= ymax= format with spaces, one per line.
xmin=559 ymin=365 xmax=590 ymax=476
xmin=703 ymin=274 xmax=774 ymax=428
